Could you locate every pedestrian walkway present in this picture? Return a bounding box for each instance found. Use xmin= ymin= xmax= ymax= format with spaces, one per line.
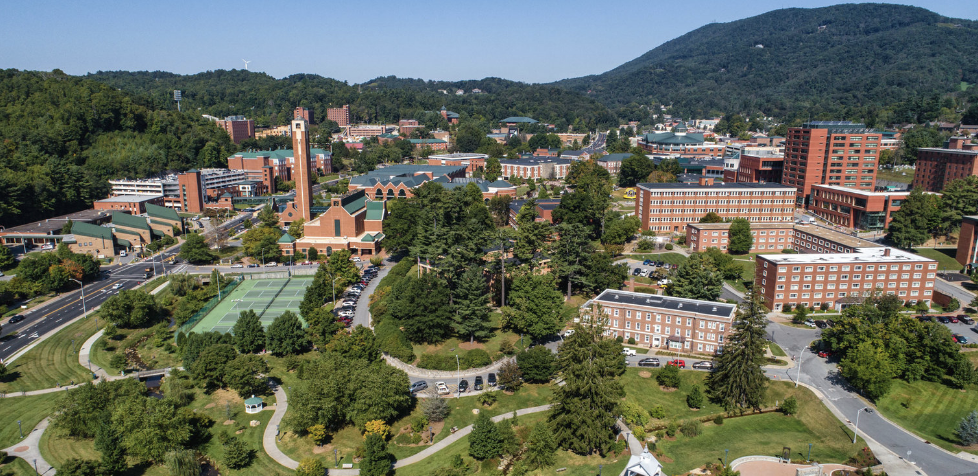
xmin=260 ymin=382 xmax=551 ymax=475
xmin=2 ymin=417 xmax=55 ymax=475
xmin=78 ymin=329 xmax=112 ymax=380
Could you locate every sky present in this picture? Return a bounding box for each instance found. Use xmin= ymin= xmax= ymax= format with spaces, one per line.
xmin=2 ymin=0 xmax=976 ymax=84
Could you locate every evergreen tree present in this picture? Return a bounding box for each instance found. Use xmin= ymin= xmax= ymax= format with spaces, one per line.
xmin=221 ymin=433 xmax=253 ymax=469
xmin=957 ymin=410 xmax=978 ymax=446
xmin=232 ymin=310 xmax=265 ymax=354
xmin=94 ymin=415 xmax=128 ymax=475
xmin=517 ymin=345 xmax=556 ymax=383
xmin=468 ymin=411 xmax=503 ymax=460
xmin=686 ymin=385 xmax=704 ymax=409
xmin=706 ymin=286 xmax=767 ymax=411
xmin=669 ymin=253 xmax=723 ymax=301
xmin=359 ymin=433 xmax=394 ymax=476
xmin=265 ymin=311 xmax=309 ymax=356
xmin=551 ymin=223 xmax=592 ymax=299
xmin=727 ymin=218 xmax=753 ymax=254
xmin=548 ymin=309 xmax=625 ymax=455
xmin=300 ymin=263 xmax=332 ymax=318
xmin=452 ymin=267 xmax=493 ymax=343
xmin=503 ymin=272 xmax=564 ymax=340
xmin=393 ymin=272 xmax=454 ymax=344
xmin=524 ymin=422 xmax=558 ymax=470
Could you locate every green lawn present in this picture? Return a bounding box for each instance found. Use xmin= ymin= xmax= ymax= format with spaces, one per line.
xmin=0 ymin=316 xmax=99 ymax=393
xmin=0 ymin=393 xmax=62 ymax=449
xmin=411 ymin=313 xmax=525 ymax=367
xmin=876 ymin=168 xmax=915 ymax=184
xmin=656 ymin=381 xmax=868 ymax=474
xmin=876 ymin=379 xmax=978 ymax=453
xmin=912 ymin=247 xmax=964 ymax=272
xmin=279 ymin=383 xmax=554 ymax=466
xmin=0 ymin=457 xmax=36 ymax=476
xmin=393 ymin=412 xmax=629 ymax=476
xmin=769 ymin=342 xmax=787 ymax=357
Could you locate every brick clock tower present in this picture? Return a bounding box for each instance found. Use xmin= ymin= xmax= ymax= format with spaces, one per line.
xmin=291 ymin=118 xmax=313 ymax=221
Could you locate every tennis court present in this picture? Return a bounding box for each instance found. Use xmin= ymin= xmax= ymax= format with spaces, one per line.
xmin=190 ymin=277 xmax=313 ymax=334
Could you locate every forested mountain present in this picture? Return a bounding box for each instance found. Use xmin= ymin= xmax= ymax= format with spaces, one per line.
xmin=0 ymin=69 xmax=236 ymax=227
xmin=86 ymin=71 xmax=617 ymax=132
xmin=554 ymin=4 xmax=978 ymax=119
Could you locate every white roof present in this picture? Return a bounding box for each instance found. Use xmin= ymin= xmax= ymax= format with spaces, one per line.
xmin=625 ymin=450 xmax=664 ymax=476
xmin=759 ymin=247 xmax=935 ymax=264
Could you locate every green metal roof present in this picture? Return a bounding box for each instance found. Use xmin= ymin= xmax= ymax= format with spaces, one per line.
xmin=116 ymin=238 xmax=130 ymax=247
xmin=642 ymin=131 xmax=706 ymax=145
xmin=151 ymin=229 xmax=165 ymax=237
xmin=342 ymin=194 xmax=368 ymax=214
xmin=278 ymin=233 xmax=295 ymax=243
xmin=362 ymin=232 xmax=385 ymax=243
xmin=145 ymin=203 xmax=179 ymax=221
xmin=112 ymin=212 xmax=150 ymax=231
xmin=72 ymin=221 xmax=113 ymax=241
xmin=499 ymin=116 xmax=538 ymax=124
xmin=244 ymin=396 xmax=263 ymax=405
xmin=365 ymin=201 xmax=385 ymax=220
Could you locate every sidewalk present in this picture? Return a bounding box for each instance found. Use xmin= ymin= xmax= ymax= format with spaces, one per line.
xmin=2 ymin=417 xmax=55 ymax=475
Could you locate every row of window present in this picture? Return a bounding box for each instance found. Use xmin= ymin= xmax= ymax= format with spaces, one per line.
xmin=772 ymin=290 xmax=931 ymax=300
xmin=641 ymin=190 xmax=794 ymax=197
xmin=774 ymin=281 xmax=930 ymax=290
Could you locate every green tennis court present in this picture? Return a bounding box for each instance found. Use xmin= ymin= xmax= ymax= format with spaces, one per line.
xmin=190 ymin=277 xmax=313 ymax=334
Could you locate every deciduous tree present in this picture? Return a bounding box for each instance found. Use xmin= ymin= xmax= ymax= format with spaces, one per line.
xmin=266 ymin=311 xmax=309 ymax=356
xmin=232 ymin=310 xmax=265 ymax=354
xmin=727 ymin=218 xmax=753 ymax=254
xmin=224 ymin=354 xmax=270 ymax=398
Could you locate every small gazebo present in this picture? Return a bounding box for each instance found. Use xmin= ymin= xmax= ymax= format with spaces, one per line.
xmin=244 ymin=395 xmax=264 ymax=414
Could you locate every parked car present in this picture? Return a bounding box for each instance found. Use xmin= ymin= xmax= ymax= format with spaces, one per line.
xmin=817 ymin=350 xmax=833 ymax=358
xmin=667 ymin=359 xmax=686 ymax=369
xmin=247 ymin=264 xmax=259 ymax=268
xmin=814 ymin=320 xmax=827 ymax=329
xmin=474 ymin=376 xmax=484 ymax=391
xmin=918 ymin=315 xmax=933 ymax=322
xmin=231 ymin=264 xmax=243 ymax=268
xmin=960 ymin=315 xmax=975 ymax=325
xmin=954 ymin=334 xmax=969 ymax=344
xmin=643 ymin=259 xmax=653 ymax=266
xmin=409 ymin=381 xmax=428 ymax=393
xmin=435 ymin=382 xmax=450 ymax=395
xmin=264 ymin=262 xmax=278 ymax=267
xmin=657 ymin=278 xmax=671 ymax=286
xmin=120 ymin=251 xmax=127 ymax=257
xmin=804 ymin=319 xmax=816 ymax=328
xmin=637 ymin=358 xmax=660 ymax=368
xmin=937 ymin=316 xmax=951 ymax=324
xmin=656 ymin=261 xmax=664 ymax=267
xmin=352 ymin=256 xmax=361 ymax=262
xmin=950 ymin=315 xmax=960 ymax=323
xmin=8 ymin=315 xmax=25 ymax=324
xmin=487 ymin=373 xmax=497 ymax=387
xmin=563 ymin=329 xmax=575 ymax=337
xmin=692 ymin=361 xmax=714 ymax=370
xmin=458 ymin=379 xmax=469 ymax=393
xmin=826 ymin=319 xmax=836 ymax=327
xmin=632 ymin=268 xmax=642 ymax=276
xmin=622 ymin=348 xmax=637 ymax=356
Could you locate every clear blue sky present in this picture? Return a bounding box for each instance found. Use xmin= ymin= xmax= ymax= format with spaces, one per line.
xmin=2 ymin=0 xmax=975 ymax=84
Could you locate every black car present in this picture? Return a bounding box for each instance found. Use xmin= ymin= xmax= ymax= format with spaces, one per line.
xmin=487 ymin=373 xmax=497 ymax=387
xmin=632 ymin=268 xmax=642 ymax=276
xmin=458 ymin=379 xmax=469 ymax=393
xmin=474 ymin=376 xmax=484 ymax=391
xmin=409 ymin=381 xmax=428 ymax=393
xmin=692 ymin=361 xmax=714 ymax=370
xmin=938 ymin=316 xmax=951 ymax=324
xmin=8 ymin=315 xmax=25 ymax=324
xmin=960 ymin=315 xmax=975 ymax=325
xmin=814 ymin=320 xmax=827 ymax=329
xmin=656 ymin=261 xmax=664 ymax=267
xmin=638 ymin=357 xmax=660 ymax=367
xmin=919 ymin=315 xmax=933 ymax=322
xmin=826 ymin=319 xmax=836 ymax=327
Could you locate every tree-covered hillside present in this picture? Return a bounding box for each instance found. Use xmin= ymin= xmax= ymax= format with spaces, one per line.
xmin=0 ymin=69 xmax=236 ymax=227
xmin=555 ymin=4 xmax=978 ymax=118
xmin=86 ymin=71 xmax=618 ymax=132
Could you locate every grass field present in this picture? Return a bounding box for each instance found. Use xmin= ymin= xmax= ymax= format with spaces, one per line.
xmin=769 ymin=342 xmax=787 ymax=357
xmin=656 ymin=380 xmax=868 ymax=474
xmin=877 ymin=379 xmax=978 ymax=454
xmin=912 ymin=248 xmax=964 ymax=272
xmin=393 ymin=412 xmax=629 ymax=476
xmin=411 ymin=312 xmax=526 ymax=366
xmin=876 ymin=168 xmax=915 ymax=184
xmin=0 ymin=316 xmax=99 ymax=393
xmin=0 ymin=393 xmax=62 ymax=449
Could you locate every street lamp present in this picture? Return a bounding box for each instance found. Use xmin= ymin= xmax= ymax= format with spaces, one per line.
xmin=853 ymin=407 xmax=869 ymax=444
xmin=808 ymin=443 xmax=813 ymax=462
xmin=724 ymin=449 xmax=729 ymax=466
xmin=795 ymin=346 xmax=806 ymax=388
xmin=69 ymin=278 xmax=86 ymax=315
xmin=17 ymin=420 xmax=22 ymax=439
xmin=598 ymin=464 xmax=603 ymax=476
xmin=455 ymin=354 xmax=460 ymax=399
xmin=334 ymin=448 xmax=339 ymax=468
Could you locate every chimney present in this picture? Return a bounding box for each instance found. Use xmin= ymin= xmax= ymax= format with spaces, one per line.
xmin=884 ymin=248 xmax=891 ymax=257
xmin=698 ymin=177 xmax=713 ymax=186
xmin=949 ymin=137 xmax=966 ymax=150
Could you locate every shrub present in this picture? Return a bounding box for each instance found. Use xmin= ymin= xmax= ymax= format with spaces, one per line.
xmin=783 ymin=303 xmax=793 ymax=313
xmin=283 ymin=355 xmax=301 ymax=371
xmin=713 ymin=414 xmax=724 ymax=425
xmin=948 ymin=298 xmax=961 ymax=312
xmin=478 ymin=391 xmax=498 ymax=407
xmin=420 ymin=397 xmax=451 ymax=422
xmin=686 ymin=385 xmax=704 ymax=409
xmin=649 ymin=405 xmax=666 ymax=420
xmin=463 ymin=349 xmax=492 ymax=368
xmin=103 ymin=323 xmax=118 ymax=340
xmin=498 ymin=339 xmax=515 ymax=355
xmin=364 ymin=420 xmax=391 ymax=440
xmin=633 ymin=426 xmax=646 ymax=442
xmin=636 ymin=239 xmax=655 ymax=252
xmin=656 ymin=365 xmax=681 ymax=388
xmin=665 ymin=421 xmax=677 ymax=437
xmin=820 ymin=302 xmax=830 ymax=311
xmin=627 ymin=337 xmax=636 ymax=345
xmin=781 ymin=396 xmax=798 ymax=415
xmin=412 ymin=416 xmax=429 ymax=434
xmin=109 ymin=353 xmax=127 ymax=370
xmin=665 ymin=243 xmax=674 ymax=250
xmin=679 ymin=420 xmax=701 ymax=438
xmin=957 ymin=410 xmax=978 ymax=446
xmin=622 ymin=401 xmax=650 ymax=428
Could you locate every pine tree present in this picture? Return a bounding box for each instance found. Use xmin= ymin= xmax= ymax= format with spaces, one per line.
xmin=222 ymin=434 xmax=253 ymax=469
xmin=452 ymin=267 xmax=493 ymax=343
xmin=94 ymin=416 xmax=127 ymax=475
xmin=548 ymin=309 xmax=626 ymax=455
xmin=524 ymin=422 xmax=557 ymax=470
xmin=957 ymin=410 xmax=978 ymax=446
xmin=686 ymin=385 xmax=704 ymax=409
xmin=706 ymin=285 xmax=767 ymax=411
xmin=669 ymin=253 xmax=723 ymax=301
xmin=468 ymin=411 xmax=503 ymax=460
xmin=551 ymin=223 xmax=592 ymax=299
xmin=233 ymin=310 xmax=266 ymax=354
xmin=359 ymin=433 xmax=394 ymax=476
xmin=727 ymin=218 xmax=753 ymax=254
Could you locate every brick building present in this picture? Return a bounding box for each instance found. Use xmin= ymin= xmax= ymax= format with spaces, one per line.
xmin=781 ymin=121 xmax=881 ymax=206
xmin=426 ymin=153 xmax=488 ymax=176
xmin=791 ymin=224 xmax=880 ymax=254
xmin=282 ymin=191 xmax=386 ymax=257
xmin=498 ymin=157 xmax=572 ymax=180
xmin=93 ymin=195 xmax=165 ymax=214
xmin=327 ymin=105 xmax=350 ymax=127
xmin=686 ymin=223 xmax=795 ymax=253
xmin=756 ymin=247 xmax=937 ymax=311
xmin=808 ymin=184 xmax=909 ymax=230
xmin=508 ymin=199 xmax=562 ymax=227
xmin=215 ymin=116 xmax=255 ymax=144
xmin=398 ymin=119 xmax=421 ymax=137
xmin=408 ymin=138 xmax=449 ymax=151
xmin=582 ymin=290 xmax=736 ymax=354
xmin=65 ymin=222 xmax=117 ymax=258
xmin=635 ymin=178 xmax=796 ymax=233
xmin=956 ymin=215 xmax=978 ymax=267
xmin=596 ymin=153 xmax=630 ymax=174
xmin=294 ymin=107 xmax=313 ymax=124
xmin=911 ymin=137 xmax=978 ymax=192
xmin=735 ymin=149 xmax=784 ymax=183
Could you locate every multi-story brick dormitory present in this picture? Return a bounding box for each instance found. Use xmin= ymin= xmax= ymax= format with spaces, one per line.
xmin=781 ymin=121 xmax=882 ymax=206
xmin=582 ymin=290 xmax=736 ymax=355
xmin=686 ymin=223 xmax=796 ymax=253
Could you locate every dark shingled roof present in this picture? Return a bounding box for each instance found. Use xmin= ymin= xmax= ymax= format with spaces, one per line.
xmin=591 ymin=289 xmax=736 ymax=319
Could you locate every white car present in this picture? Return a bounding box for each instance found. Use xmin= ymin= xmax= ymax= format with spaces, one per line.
xmin=657 ymin=278 xmax=671 ymax=286
xmin=435 ymin=382 xmax=450 ymax=395
xmin=265 ymin=262 xmax=278 ymax=267
xmin=111 ymin=283 xmax=124 ymax=290
xmin=352 ymin=256 xmax=361 ymax=262
xmin=120 ymin=251 xmax=127 ymax=257
xmin=622 ymin=348 xmax=637 ymax=356
xmin=230 ymin=264 xmax=243 ymax=268
xmin=563 ymin=329 xmax=575 ymax=337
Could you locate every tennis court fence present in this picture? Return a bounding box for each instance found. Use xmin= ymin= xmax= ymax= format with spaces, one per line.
xmin=175 ymin=277 xmax=243 ymax=339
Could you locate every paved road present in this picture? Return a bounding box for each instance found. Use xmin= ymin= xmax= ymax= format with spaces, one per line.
xmin=767 ymin=318 xmax=978 ymax=476
xmin=936 ymin=278 xmax=975 ymax=306
xmin=352 ymin=259 xmax=392 ymax=329
xmin=0 ymin=248 xmax=185 ymax=362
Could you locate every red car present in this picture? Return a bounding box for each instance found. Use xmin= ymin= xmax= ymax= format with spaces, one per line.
xmin=818 ymin=350 xmax=833 ymax=358
xmin=667 ymin=359 xmax=686 ymax=369
xmin=950 ymin=315 xmax=960 ymax=323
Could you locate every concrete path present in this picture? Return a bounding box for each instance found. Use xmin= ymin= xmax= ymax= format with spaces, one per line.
xmin=260 ymin=384 xmax=551 ymax=475
xmin=78 ymin=329 xmax=110 ymax=380
xmin=2 ymin=417 xmax=56 ymax=475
